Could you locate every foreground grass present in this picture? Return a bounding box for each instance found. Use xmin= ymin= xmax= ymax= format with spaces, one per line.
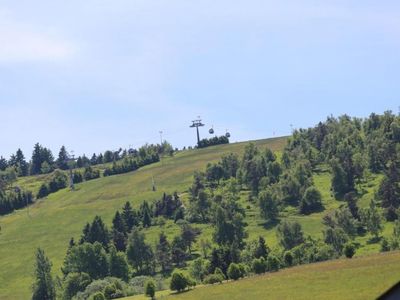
xmin=0 ymin=137 xmax=285 ymax=300
xmin=126 ymin=251 xmax=400 ymax=300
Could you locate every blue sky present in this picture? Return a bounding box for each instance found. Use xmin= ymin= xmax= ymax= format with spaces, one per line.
xmin=1 ymin=0 xmax=399 ymax=158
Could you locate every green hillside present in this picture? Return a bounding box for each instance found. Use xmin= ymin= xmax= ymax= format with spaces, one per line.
xmin=0 ymin=137 xmax=285 ymax=300
xmin=125 ymin=250 xmax=400 ymax=300
xmin=0 ymin=133 xmax=397 ymax=299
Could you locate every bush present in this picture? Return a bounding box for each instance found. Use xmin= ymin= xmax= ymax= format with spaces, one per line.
xmin=381 ymin=238 xmax=390 ymax=252
xmin=144 ymin=279 xmax=155 ymax=299
xmin=63 ymin=272 xmax=92 ymax=300
xmin=283 ymin=251 xmax=293 ymax=267
xmin=252 ymin=257 xmax=266 ymax=274
xmin=170 ymin=271 xmax=189 ymax=292
xmin=90 ymin=292 xmax=105 ymax=300
xmin=37 ymin=183 xmax=49 ymax=199
xmin=227 ymin=263 xmax=241 ymax=280
xmin=344 ymin=243 xmax=356 ymax=258
xmin=299 ymin=186 xmax=323 ymax=214
xmin=203 ymin=274 xmax=224 ymax=284
xmin=266 ymin=255 xmax=281 ymax=272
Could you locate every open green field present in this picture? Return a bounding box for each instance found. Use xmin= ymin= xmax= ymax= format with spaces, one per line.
xmin=124 ymin=251 xmax=400 ymax=300
xmin=0 ymin=138 xmax=285 ymax=300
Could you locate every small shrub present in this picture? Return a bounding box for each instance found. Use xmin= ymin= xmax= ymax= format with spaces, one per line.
xmin=344 ymin=243 xmax=356 ymax=258
xmin=144 ymin=279 xmax=155 ymax=299
xmin=283 ymin=251 xmax=293 ymax=267
xmin=227 ymin=263 xmax=241 ymax=280
xmin=266 ymin=255 xmax=281 ymax=272
xmin=170 ymin=271 xmax=188 ymax=292
xmin=90 ymin=292 xmax=106 ymax=300
xmin=203 ymin=274 xmax=224 ymax=284
xmin=252 ymin=257 xmax=266 ymax=274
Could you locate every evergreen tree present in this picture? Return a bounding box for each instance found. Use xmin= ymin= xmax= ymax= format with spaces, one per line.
xmin=32 ymin=248 xmax=56 ymax=300
xmin=112 ymin=211 xmax=127 ymax=252
xmin=140 ymin=201 xmax=152 ymax=228
xmin=56 ymin=146 xmax=69 ymax=170
xmin=181 ymin=223 xmax=200 ymax=254
xmin=122 ymin=201 xmax=139 ymax=231
xmin=377 ymin=160 xmax=400 ymax=220
xmin=0 ymin=156 xmax=7 ymax=171
xmin=254 ymin=236 xmax=269 ymax=259
xmin=156 ymin=232 xmax=172 ymax=273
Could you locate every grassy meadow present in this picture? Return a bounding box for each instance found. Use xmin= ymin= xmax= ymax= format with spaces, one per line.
xmin=124 ymin=251 xmax=400 ymax=300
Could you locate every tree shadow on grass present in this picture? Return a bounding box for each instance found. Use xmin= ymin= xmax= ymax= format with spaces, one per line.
xmin=366 ymin=236 xmax=382 ymax=244
xmin=260 ymin=219 xmax=280 ymax=230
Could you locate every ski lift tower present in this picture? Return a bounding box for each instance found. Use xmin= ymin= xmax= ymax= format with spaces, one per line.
xmin=190 ymin=117 xmax=205 ymax=147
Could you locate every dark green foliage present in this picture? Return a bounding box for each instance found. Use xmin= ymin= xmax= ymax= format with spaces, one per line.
xmin=197 ymin=135 xmax=229 ymax=148
xmin=252 ymin=257 xmax=266 ymax=274
xmin=205 ymin=162 xmax=225 ymax=185
xmin=62 ymin=242 xmax=109 ymax=279
xmin=108 ymin=246 xmax=129 ymax=282
xmin=323 ymin=227 xmax=349 ymax=255
xmin=57 ymin=146 xmax=70 ymax=170
xmin=83 ymin=166 xmax=100 ymax=181
xmin=72 ymin=171 xmax=83 ymax=184
xmin=299 ymin=186 xmax=323 ymax=214
xmin=63 ymin=272 xmax=92 ymax=300
xmin=48 ymin=170 xmax=68 ymax=193
xmin=283 ymin=251 xmax=294 ymax=267
xmin=181 ymin=223 xmax=201 ymax=254
xmin=377 ymin=160 xmax=400 ymax=220
xmin=0 ymin=189 xmax=33 ymax=215
xmin=126 ymin=228 xmax=155 ymax=275
xmin=140 ymin=201 xmax=153 ymax=228
xmin=121 ymin=201 xmax=139 ymax=231
xmin=344 ymin=243 xmax=356 ymax=258
xmin=0 ymin=156 xmax=8 ymax=171
xmin=277 ymin=221 xmax=304 ymax=250
xmin=254 ymin=236 xmax=269 ymax=259
xmin=213 ymin=206 xmax=247 ymax=248
xmin=111 ymin=211 xmax=127 ymax=252
xmin=170 ymin=271 xmax=190 ymax=292
xmin=203 ymin=273 xmax=224 ymax=284
xmin=381 ymin=238 xmax=390 ymax=252
xmin=227 ymin=263 xmax=242 ymax=280
xmin=30 ymin=143 xmax=54 ymax=175
xmin=171 ymin=235 xmax=188 ymax=267
xmin=220 ymin=153 xmax=239 ymax=179
xmin=189 ymin=257 xmax=210 ymax=282
xmin=32 ymin=248 xmax=56 ymax=300
xmin=361 ymin=199 xmax=383 ymax=239
xmin=145 ymin=279 xmax=156 ymax=299
xmin=156 ymin=232 xmax=172 ymax=273
xmin=91 ymin=292 xmax=105 ymax=300
xmin=80 ymin=216 xmax=110 ymax=250
xmin=9 ymin=149 xmax=29 ymax=176
xmin=258 ymin=189 xmax=279 ymax=223
xmin=154 ymin=192 xmax=182 ymax=219
xmin=266 ymin=254 xmax=281 ymax=272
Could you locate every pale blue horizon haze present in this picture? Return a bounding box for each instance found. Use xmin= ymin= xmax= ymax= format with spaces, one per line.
xmin=0 ymin=0 xmax=399 ymax=159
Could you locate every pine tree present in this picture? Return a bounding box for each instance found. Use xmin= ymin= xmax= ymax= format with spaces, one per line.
xmin=32 ymin=248 xmax=56 ymax=300
xmin=122 ymin=202 xmax=138 ymax=231
xmin=57 ymin=146 xmax=69 ymax=170
xmin=156 ymin=232 xmax=172 ymax=273
xmin=112 ymin=211 xmax=127 ymax=251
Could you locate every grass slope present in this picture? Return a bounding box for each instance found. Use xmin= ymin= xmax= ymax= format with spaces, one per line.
xmin=125 ymin=251 xmax=400 ymax=300
xmin=0 ymin=138 xmax=285 ymax=300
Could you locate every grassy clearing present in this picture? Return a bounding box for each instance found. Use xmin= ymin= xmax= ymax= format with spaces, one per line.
xmin=124 ymin=251 xmax=400 ymax=300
